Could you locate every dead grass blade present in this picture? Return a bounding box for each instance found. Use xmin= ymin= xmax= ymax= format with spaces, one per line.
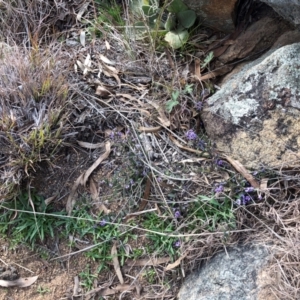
xmin=66 ymin=142 xmax=111 ymax=215
xmin=126 ymin=257 xmax=170 ymax=267
xmin=169 ymin=135 xmax=210 ymax=157
xmin=77 ymin=141 xmax=104 ymax=149
xmin=111 ymin=242 xmax=124 ymax=284
xmin=99 ymin=284 xmax=135 ymax=296
xmin=165 ymin=253 xmax=187 ymax=271
xmin=224 ymin=155 xmax=260 ymax=188
xmin=0 ymin=275 xmax=38 ymax=288
xmin=138 ymin=126 xmax=162 ymax=133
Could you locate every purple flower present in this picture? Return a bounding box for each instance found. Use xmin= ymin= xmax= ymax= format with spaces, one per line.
xmin=244 ymin=187 xmax=255 ymax=193
xmin=174 ymin=210 xmax=181 ymax=219
xmin=214 ymin=184 xmax=224 ymax=193
xmin=216 ymin=159 xmax=224 ymax=167
xmin=99 ymin=219 xmax=107 ymax=226
xmin=195 ymin=101 xmax=203 ymax=111
xmin=174 ymin=240 xmax=181 ymax=248
xmin=185 ymin=129 xmax=197 ymax=141
xmin=236 ymin=194 xmax=252 ymax=206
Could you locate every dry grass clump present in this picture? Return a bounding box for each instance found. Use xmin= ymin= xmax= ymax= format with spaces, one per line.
xmin=0 ymin=0 xmax=91 ymax=45
xmin=233 ymin=168 xmax=300 ymax=299
xmin=0 ymin=43 xmax=73 ymax=201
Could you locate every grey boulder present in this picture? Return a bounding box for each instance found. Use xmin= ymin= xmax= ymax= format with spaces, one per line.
xmin=201 ymin=43 xmax=300 ymax=169
xmin=178 ymin=244 xmax=273 ymax=300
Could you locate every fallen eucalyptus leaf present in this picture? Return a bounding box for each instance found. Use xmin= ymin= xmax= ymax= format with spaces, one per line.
xmin=0 ymin=275 xmax=38 ymax=288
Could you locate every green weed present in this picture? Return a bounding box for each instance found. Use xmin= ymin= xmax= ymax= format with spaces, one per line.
xmin=0 ymin=192 xmax=66 ymax=247
xmin=79 ymin=265 xmax=98 ymax=290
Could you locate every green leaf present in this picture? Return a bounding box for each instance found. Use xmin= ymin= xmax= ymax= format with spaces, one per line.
xmin=167 ymin=0 xmax=188 ymax=13
xmin=165 ymin=99 xmax=179 ymax=113
xmin=142 ymin=5 xmax=159 ymax=25
xmin=177 ymin=10 xmax=196 ymax=29
xmin=183 ymin=84 xmax=193 ymax=94
xmin=201 ymin=51 xmax=214 ymax=69
xmin=164 ymin=13 xmax=176 ymax=31
xmin=172 ymin=90 xmax=180 ymax=101
xmin=164 ymin=30 xmax=189 ymax=49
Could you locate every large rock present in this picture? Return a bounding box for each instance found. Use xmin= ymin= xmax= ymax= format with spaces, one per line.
xmin=260 ymin=0 xmax=300 ymax=27
xmin=178 ymin=244 xmax=273 ymax=300
xmin=182 ymin=0 xmax=238 ymax=33
xmin=201 ymin=43 xmax=300 ymax=169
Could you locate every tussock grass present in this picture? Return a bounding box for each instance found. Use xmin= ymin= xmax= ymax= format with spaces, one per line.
xmin=0 ymin=43 xmax=73 ymax=201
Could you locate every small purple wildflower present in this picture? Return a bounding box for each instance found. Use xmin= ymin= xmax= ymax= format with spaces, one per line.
xmin=174 ymin=210 xmax=181 ymax=219
xmin=244 ymin=187 xmax=255 ymax=193
xmin=236 ymin=194 xmax=252 ymax=206
xmin=174 ymin=240 xmax=181 ymax=248
xmin=185 ymin=129 xmax=197 ymax=141
xmin=216 ymin=159 xmax=224 ymax=167
xmin=99 ymin=219 xmax=107 ymax=226
xmin=195 ymin=101 xmax=203 ymax=111
xmin=214 ymin=184 xmax=224 ymax=193
xmin=109 ymin=131 xmax=115 ymax=139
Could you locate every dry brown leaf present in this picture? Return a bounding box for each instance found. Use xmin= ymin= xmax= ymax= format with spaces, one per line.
xmin=66 ymin=142 xmax=111 ymax=215
xmin=224 ymin=155 xmax=260 ymax=188
xmin=73 ymin=276 xmax=80 ymax=296
xmin=89 ymin=177 xmax=98 ymax=201
xmin=120 ymin=83 xmax=147 ymax=91
xmin=194 ymin=59 xmax=201 ymax=80
xmin=0 ymin=276 xmax=38 ymax=288
xmin=138 ymin=126 xmax=161 ymax=133
xmin=99 ymin=54 xmax=116 ymax=65
xmin=165 ymin=253 xmax=187 ymax=271
xmin=44 ymin=193 xmax=58 ymax=206
xmin=82 ymin=142 xmax=111 ymax=184
xmin=126 ymin=257 xmax=170 ymax=267
xmin=99 ymin=284 xmax=134 ymax=296
xmin=105 ymin=40 xmax=110 ymax=50
xmin=80 ymin=30 xmax=85 ymax=47
xmin=138 ymin=175 xmax=152 ymax=212
xmin=76 ymin=2 xmax=90 ymax=21
xmin=147 ymin=100 xmax=170 ymax=127
xmin=77 ymin=141 xmax=104 ymax=149
xmin=95 ymin=86 xmax=113 ymax=98
xmin=111 ymin=242 xmax=124 ymax=284
xmin=90 ymin=177 xmax=111 ymax=214
xmin=169 ymin=135 xmax=210 ymax=157
xmin=116 ymin=93 xmax=152 ymax=109
xmin=199 ymin=64 xmax=233 ymax=81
